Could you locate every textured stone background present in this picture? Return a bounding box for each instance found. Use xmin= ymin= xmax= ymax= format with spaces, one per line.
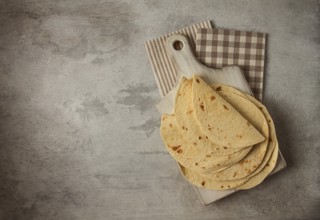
xmin=0 ymin=0 xmax=319 ymax=219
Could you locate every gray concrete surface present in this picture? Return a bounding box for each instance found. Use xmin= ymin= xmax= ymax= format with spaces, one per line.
xmin=0 ymin=0 xmax=319 ymax=219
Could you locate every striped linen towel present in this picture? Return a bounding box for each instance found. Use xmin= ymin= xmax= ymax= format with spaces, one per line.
xmin=144 ymin=20 xmax=212 ymax=97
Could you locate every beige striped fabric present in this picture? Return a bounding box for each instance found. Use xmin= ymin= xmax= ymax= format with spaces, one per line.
xmin=144 ymin=20 xmax=212 ymax=97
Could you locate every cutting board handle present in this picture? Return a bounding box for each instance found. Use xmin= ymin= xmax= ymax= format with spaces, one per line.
xmin=164 ymin=33 xmax=252 ymax=97
xmin=166 ymin=34 xmax=212 ymax=77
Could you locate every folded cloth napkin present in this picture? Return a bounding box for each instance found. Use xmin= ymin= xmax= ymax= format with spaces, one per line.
xmin=195 ymin=28 xmax=267 ymax=100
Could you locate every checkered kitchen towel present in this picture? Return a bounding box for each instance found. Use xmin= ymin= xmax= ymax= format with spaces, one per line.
xmin=196 ymin=29 xmax=267 ymax=100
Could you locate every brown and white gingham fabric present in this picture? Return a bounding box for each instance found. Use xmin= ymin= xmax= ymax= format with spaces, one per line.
xmin=144 ymin=21 xmax=212 ymax=97
xmin=196 ymin=29 xmax=266 ymax=100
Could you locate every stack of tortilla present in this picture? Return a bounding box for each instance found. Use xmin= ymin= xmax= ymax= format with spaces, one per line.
xmin=160 ymin=75 xmax=279 ymax=190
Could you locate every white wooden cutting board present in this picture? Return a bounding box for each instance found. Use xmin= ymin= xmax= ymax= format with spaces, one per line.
xmin=156 ymin=34 xmax=286 ymax=205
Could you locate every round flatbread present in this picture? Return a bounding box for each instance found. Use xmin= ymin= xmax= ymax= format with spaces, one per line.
xmin=178 ymin=163 xmax=249 ymax=190
xmin=160 ymin=114 xmax=251 ymax=174
xmin=192 ymin=88 xmax=269 ymax=181
xmin=160 ymin=77 xmax=279 ymax=190
xmin=192 ymin=75 xmax=265 ymax=148
xmin=175 ymin=77 xmax=250 ymax=156
xmin=237 ymin=139 xmax=279 ymax=189
xmin=178 ymin=140 xmax=278 ymax=190
xmin=210 ymin=84 xmax=277 ymax=181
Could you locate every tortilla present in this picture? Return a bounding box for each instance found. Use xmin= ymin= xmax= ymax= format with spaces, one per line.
xmin=160 ymin=76 xmax=279 ymax=190
xmin=179 ymin=163 xmax=249 ymax=190
xmin=178 ymin=85 xmax=279 ymax=189
xmin=175 ymin=77 xmax=251 ymax=156
xmin=237 ymin=139 xmax=279 ymax=189
xmin=160 ymin=114 xmax=251 ymax=174
xmin=210 ymin=84 xmax=277 ymax=181
xmin=192 ymin=75 xmax=265 ymax=148
xmin=191 ymin=88 xmax=269 ymax=181
xmin=178 ymin=140 xmax=278 ymax=190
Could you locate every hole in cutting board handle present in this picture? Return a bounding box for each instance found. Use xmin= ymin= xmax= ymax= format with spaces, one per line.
xmin=173 ymin=40 xmax=183 ymax=50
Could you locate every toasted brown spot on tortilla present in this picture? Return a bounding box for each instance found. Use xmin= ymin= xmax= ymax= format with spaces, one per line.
xmin=223 ymin=146 xmax=228 ymax=149
xmin=178 ymin=93 xmax=181 ymax=96
xmin=162 ymin=117 xmax=167 ymax=121
xmin=177 ymin=148 xmax=183 ymax=154
xmin=185 ymin=128 xmax=188 ymax=131
xmin=253 ymin=165 xmax=257 ymax=169
xmin=186 ymin=109 xmax=194 ymax=115
xmin=201 ymin=181 xmax=205 ymax=186
xmin=217 ymin=163 xmax=220 ymax=166
xmin=193 ymin=142 xmax=197 ymax=145
xmin=210 ymin=95 xmax=216 ymax=101
xmin=200 ymin=103 xmax=205 ymax=111
xmin=206 ymin=155 xmax=211 ymax=157
xmin=196 ymin=79 xmax=200 ymax=83
xmin=182 ymin=126 xmax=185 ymax=130
xmin=169 ymin=124 xmax=173 ymax=128
xmin=228 ymin=185 xmax=231 ymax=188
xmin=233 ymin=172 xmax=238 ymax=177
xmin=208 ymin=128 xmax=211 ymax=130
xmin=195 ymin=163 xmax=198 ymax=166
xmin=223 ymin=105 xmax=229 ymax=110
xmin=171 ymin=145 xmax=181 ymax=151
xmin=198 ymin=136 xmax=202 ymax=140
xmin=216 ymin=86 xmax=222 ymax=91
xmin=266 ymin=163 xmax=270 ymax=167
xmin=205 ymin=136 xmax=209 ymax=139
xmin=221 ymin=186 xmax=224 ymax=189
xmin=268 ymin=119 xmax=271 ymax=123
xmin=201 ymin=167 xmax=206 ymax=169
